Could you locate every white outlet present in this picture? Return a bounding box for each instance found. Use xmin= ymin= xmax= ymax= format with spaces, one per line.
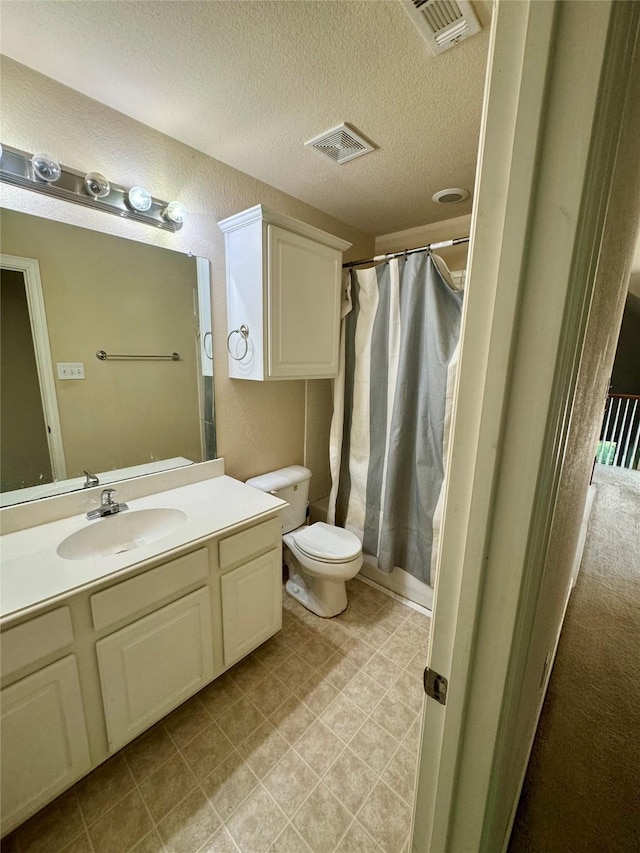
xmin=57 ymin=362 xmax=85 ymax=380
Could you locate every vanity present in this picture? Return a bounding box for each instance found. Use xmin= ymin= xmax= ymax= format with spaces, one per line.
xmin=0 ymin=459 xmax=285 ymax=837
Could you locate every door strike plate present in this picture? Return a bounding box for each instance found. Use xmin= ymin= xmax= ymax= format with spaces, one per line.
xmin=423 ymin=667 xmax=448 ymax=705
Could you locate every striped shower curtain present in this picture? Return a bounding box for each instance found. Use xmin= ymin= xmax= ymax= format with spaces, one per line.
xmin=327 ymin=253 xmax=463 ymax=587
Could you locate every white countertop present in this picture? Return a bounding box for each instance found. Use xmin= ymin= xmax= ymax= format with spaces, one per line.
xmin=0 ymin=475 xmax=284 ymax=623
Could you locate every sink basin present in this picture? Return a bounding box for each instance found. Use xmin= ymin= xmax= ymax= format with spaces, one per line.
xmin=57 ymin=508 xmax=188 ymax=560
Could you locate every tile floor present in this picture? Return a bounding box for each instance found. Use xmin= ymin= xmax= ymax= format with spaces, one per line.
xmin=4 ymin=578 xmax=430 ymax=853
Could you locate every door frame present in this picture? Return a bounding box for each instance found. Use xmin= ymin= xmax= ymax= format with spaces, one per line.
xmin=412 ymin=1 xmax=640 ymax=851
xmin=1 ymin=253 xmax=67 ymax=481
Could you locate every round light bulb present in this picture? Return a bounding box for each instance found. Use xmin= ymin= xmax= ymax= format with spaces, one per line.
xmin=32 ymin=152 xmax=61 ymax=183
xmin=162 ymin=201 xmax=186 ymax=224
xmin=84 ymin=171 xmax=110 ymax=199
xmin=126 ymin=185 xmax=152 ymax=212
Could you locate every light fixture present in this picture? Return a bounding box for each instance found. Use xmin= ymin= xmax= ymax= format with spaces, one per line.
xmin=162 ymin=200 xmax=186 ymax=224
xmin=31 ymin=152 xmax=61 ymax=183
xmin=432 ymin=187 xmax=470 ymax=204
xmin=1 ymin=144 xmax=182 ymax=231
xmin=84 ymin=171 xmax=110 ymax=199
xmin=126 ymin=185 xmax=153 ymax=212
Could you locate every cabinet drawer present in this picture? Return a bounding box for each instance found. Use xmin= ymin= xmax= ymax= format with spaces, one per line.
xmin=219 ymin=517 xmax=281 ymax=572
xmin=1 ymin=607 xmax=73 ymax=680
xmin=91 ymin=547 xmax=209 ymax=630
xmin=96 ymin=587 xmax=214 ymax=751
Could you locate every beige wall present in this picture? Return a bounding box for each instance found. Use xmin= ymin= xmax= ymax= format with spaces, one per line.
xmin=0 ymin=57 xmax=374 ymax=483
xmin=2 ymin=210 xmax=202 ymax=478
xmin=0 ymin=269 xmax=52 ymax=489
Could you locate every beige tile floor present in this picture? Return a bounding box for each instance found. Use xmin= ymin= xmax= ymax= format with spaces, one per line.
xmin=4 ymin=578 xmax=430 ymax=853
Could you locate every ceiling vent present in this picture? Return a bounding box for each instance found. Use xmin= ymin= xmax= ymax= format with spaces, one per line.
xmin=402 ymin=0 xmax=482 ymax=55
xmin=305 ymin=123 xmax=376 ymax=165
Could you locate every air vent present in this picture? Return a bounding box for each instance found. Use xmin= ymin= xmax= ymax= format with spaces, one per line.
xmin=305 ymin=124 xmax=376 ymax=165
xmin=402 ymin=0 xmax=481 ymax=55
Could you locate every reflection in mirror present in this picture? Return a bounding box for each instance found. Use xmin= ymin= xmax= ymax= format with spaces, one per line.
xmin=0 ymin=209 xmax=215 ymax=506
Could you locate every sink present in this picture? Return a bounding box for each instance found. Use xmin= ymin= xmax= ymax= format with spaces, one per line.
xmin=57 ymin=508 xmax=188 ymax=560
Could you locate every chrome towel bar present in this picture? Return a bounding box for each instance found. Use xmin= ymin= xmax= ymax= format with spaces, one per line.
xmin=96 ymin=350 xmax=181 ymax=361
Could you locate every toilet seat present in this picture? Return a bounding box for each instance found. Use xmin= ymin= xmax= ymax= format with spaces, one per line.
xmin=293 ymin=522 xmax=362 ymax=563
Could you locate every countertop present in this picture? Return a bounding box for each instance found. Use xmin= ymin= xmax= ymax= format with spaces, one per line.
xmin=0 ymin=475 xmax=285 ymax=623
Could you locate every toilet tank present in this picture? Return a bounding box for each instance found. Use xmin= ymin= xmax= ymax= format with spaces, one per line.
xmin=246 ymin=465 xmax=311 ymax=534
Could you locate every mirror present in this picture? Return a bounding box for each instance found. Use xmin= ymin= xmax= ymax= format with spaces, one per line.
xmin=0 ymin=208 xmax=215 ymax=507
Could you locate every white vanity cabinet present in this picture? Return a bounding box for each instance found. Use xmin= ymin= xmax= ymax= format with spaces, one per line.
xmin=219 ymin=204 xmax=352 ymax=380
xmin=0 ymin=610 xmax=90 ymax=835
xmin=218 ymin=518 xmax=283 ymax=666
xmin=0 ymin=501 xmax=283 ymax=836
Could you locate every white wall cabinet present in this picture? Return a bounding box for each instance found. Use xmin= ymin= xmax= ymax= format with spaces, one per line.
xmin=219 ymin=204 xmax=351 ymax=380
xmin=96 ymin=587 xmax=215 ymax=751
xmin=0 ymin=655 xmax=90 ymax=835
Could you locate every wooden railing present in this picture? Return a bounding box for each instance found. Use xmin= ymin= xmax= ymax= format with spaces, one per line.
xmin=597 ymin=393 xmax=640 ymax=469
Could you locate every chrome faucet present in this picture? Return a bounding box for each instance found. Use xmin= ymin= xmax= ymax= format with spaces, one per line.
xmin=83 ymin=470 xmax=100 ymax=489
xmin=86 ymin=488 xmax=129 ymax=520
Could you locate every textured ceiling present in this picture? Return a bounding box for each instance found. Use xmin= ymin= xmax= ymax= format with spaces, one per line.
xmin=0 ymin=1 xmax=491 ymax=236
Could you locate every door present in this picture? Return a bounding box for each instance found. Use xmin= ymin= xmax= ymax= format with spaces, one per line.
xmin=268 ymin=225 xmax=341 ymax=378
xmin=0 ymin=655 xmax=90 ymax=835
xmin=412 ymin=2 xmax=640 ymax=851
xmin=221 ymin=548 xmax=282 ymax=666
xmin=96 ymin=587 xmax=214 ymax=751
xmin=0 ymin=255 xmax=66 ymax=487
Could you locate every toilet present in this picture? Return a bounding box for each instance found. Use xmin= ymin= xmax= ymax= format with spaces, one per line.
xmin=246 ymin=465 xmax=363 ymax=618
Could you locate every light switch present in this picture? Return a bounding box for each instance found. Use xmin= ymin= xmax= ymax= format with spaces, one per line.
xmin=57 ymin=363 xmax=85 ymax=380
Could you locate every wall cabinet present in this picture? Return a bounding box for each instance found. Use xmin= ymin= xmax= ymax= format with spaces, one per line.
xmin=0 ymin=656 xmax=90 ymax=833
xmin=219 ymin=204 xmax=352 ymax=380
xmin=0 ymin=509 xmax=282 ymax=837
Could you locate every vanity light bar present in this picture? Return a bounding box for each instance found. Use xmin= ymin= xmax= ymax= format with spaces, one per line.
xmin=0 ymin=145 xmax=184 ymax=232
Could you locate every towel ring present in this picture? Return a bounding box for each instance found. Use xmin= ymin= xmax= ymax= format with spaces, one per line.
xmin=227 ymin=324 xmax=250 ymax=361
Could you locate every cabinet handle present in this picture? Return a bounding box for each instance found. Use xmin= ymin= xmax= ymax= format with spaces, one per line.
xmin=227 ymin=325 xmax=250 ymax=361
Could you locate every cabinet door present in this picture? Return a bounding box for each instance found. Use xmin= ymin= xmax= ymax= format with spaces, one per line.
xmin=96 ymin=587 xmax=214 ymax=751
xmin=221 ymin=549 xmax=282 ymax=667
xmin=268 ymin=224 xmax=342 ymax=378
xmin=0 ymin=655 xmax=90 ymax=835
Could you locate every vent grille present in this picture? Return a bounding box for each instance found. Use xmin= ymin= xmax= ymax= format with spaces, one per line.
xmin=306 ymin=124 xmax=376 ymax=165
xmin=403 ymin=0 xmax=481 ymax=55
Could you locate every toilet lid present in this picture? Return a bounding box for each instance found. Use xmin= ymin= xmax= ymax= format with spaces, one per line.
xmin=293 ymin=522 xmax=362 ymax=563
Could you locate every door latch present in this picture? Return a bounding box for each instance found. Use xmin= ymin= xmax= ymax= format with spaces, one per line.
xmin=423 ymin=667 xmax=448 ymax=705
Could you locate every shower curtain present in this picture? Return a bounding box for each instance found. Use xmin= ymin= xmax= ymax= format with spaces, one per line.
xmin=327 ymin=252 xmax=463 ymax=587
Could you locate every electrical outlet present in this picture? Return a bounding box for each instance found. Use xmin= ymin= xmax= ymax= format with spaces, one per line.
xmin=57 ymin=363 xmax=85 ymax=380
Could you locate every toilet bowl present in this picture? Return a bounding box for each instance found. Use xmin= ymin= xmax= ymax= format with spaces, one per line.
xmin=246 ymin=466 xmax=363 ymax=618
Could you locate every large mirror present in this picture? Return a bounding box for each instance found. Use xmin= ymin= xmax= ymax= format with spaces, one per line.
xmin=0 ymin=208 xmax=215 ymax=507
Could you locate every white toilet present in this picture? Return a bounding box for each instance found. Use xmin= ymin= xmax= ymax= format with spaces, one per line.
xmin=246 ymin=465 xmax=363 ymax=618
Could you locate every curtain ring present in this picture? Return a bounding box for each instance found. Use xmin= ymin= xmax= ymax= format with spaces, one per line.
xmin=227 ymin=324 xmax=249 ymax=361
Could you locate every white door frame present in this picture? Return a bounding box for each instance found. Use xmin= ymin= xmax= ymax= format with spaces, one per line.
xmin=1 ymin=254 xmax=67 ymax=481
xmin=413 ymin=1 xmax=640 ymax=851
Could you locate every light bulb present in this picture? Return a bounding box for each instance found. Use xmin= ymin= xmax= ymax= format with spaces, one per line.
xmin=84 ymin=172 xmax=110 ymax=199
xmin=126 ymin=185 xmax=152 ymax=212
xmin=32 ymin=152 xmax=61 ymax=182
xmin=162 ymin=201 xmax=186 ymax=224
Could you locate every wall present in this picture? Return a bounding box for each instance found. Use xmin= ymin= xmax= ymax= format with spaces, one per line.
xmin=374 ymin=213 xmax=471 ymax=271
xmin=0 ymin=57 xmax=374 ymax=483
xmin=1 ymin=209 xmax=202 ymax=478
xmin=0 ymin=269 xmax=52 ymax=489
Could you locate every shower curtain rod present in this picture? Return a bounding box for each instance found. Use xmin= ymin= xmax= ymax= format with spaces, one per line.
xmin=342 ymin=236 xmax=470 ymax=269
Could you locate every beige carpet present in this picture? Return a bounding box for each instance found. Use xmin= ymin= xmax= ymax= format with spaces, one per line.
xmin=509 ymin=464 xmax=640 ymax=852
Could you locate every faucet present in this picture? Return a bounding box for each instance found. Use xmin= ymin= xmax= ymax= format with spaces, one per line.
xmin=86 ymin=488 xmax=129 ymax=520
xmin=83 ymin=470 xmax=100 ymax=489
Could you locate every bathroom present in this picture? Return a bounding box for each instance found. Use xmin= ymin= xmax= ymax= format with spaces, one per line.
xmin=3 ymin=1 xmax=639 ymax=852
xmin=0 ymin=1 xmax=490 ymax=849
